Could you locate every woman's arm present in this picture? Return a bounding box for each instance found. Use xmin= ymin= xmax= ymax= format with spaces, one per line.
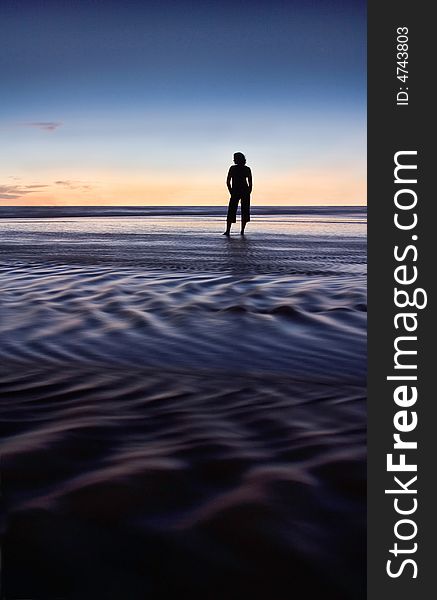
xmin=247 ymin=168 xmax=253 ymax=194
xmin=226 ymin=168 xmax=233 ymax=194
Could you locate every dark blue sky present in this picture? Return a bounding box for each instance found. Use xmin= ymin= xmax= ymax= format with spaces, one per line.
xmin=0 ymin=0 xmax=366 ymax=205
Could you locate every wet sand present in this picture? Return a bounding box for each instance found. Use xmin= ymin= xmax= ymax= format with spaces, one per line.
xmin=0 ymin=208 xmax=366 ymax=599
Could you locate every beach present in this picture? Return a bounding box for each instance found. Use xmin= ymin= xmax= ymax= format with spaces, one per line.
xmin=0 ymin=207 xmax=366 ymax=599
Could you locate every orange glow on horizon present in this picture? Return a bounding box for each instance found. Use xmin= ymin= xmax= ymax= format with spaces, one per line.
xmin=1 ymin=167 xmax=366 ymax=206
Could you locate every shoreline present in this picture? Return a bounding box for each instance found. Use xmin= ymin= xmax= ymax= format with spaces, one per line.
xmin=0 ymin=205 xmax=367 ymax=219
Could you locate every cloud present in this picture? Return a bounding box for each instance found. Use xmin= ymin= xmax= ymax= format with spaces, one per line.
xmin=0 ymin=183 xmax=48 ymax=200
xmin=25 ymin=122 xmax=62 ymax=132
xmin=1 ymin=179 xmax=92 ymax=200
xmin=55 ymin=180 xmax=91 ymax=190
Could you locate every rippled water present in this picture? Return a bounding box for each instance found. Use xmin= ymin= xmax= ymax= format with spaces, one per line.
xmin=0 ymin=207 xmax=366 ymax=599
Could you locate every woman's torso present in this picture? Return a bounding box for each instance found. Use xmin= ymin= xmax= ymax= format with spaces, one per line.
xmin=230 ymin=165 xmax=250 ymax=191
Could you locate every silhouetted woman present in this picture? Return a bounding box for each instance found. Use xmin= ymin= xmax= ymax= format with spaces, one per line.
xmin=224 ymin=152 xmax=252 ymax=235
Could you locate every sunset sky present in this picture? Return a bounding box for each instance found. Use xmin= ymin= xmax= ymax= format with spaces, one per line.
xmin=0 ymin=0 xmax=366 ymax=206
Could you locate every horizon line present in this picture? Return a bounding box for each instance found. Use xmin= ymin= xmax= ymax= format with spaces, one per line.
xmin=0 ymin=203 xmax=367 ymax=209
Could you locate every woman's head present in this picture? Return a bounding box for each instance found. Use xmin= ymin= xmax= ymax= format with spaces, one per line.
xmin=233 ymin=152 xmax=246 ymax=165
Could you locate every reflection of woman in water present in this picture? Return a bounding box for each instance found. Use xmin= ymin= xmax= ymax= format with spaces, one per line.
xmin=224 ymin=152 xmax=252 ymax=235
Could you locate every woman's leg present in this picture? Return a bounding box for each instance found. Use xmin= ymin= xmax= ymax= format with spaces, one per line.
xmin=224 ymin=196 xmax=238 ymax=234
xmin=241 ymin=195 xmax=250 ymax=234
